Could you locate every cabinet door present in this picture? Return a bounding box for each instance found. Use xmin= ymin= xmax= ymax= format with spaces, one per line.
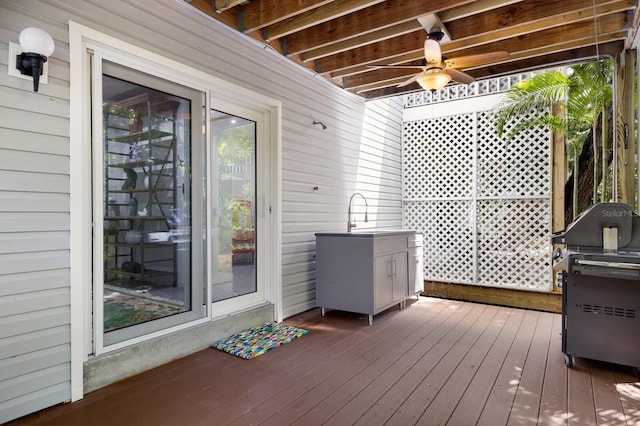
xmin=374 ymin=255 xmax=393 ymax=310
xmin=392 ymin=252 xmax=408 ymax=302
xmin=408 ymin=251 xmax=424 ymax=295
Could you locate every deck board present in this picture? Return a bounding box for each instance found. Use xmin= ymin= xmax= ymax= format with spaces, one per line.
xmin=9 ymin=297 xmax=640 ymax=426
xmin=231 ymin=299 xmax=448 ymax=425
xmin=416 ymin=307 xmax=513 ymax=425
xmin=446 ymin=307 xmax=525 ymax=425
xmin=537 ymin=313 xmax=568 ymax=425
xmin=476 ymin=309 xmax=541 ymax=426
xmin=507 ymin=311 xmax=554 ymax=425
xmin=389 ymin=305 xmax=501 ymax=424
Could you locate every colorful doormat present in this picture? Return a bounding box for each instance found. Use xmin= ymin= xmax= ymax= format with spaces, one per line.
xmin=104 ymin=290 xmax=183 ymax=332
xmin=211 ymin=322 xmax=309 ymax=359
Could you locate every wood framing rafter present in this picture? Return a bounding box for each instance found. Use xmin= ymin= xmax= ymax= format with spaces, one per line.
xmin=186 ymin=0 xmax=638 ymax=99
xmin=214 ymin=0 xmax=247 ymax=13
xmin=321 ymin=3 xmax=630 ymax=77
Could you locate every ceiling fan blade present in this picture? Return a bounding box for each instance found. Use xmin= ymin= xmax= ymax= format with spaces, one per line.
xmin=367 ymin=65 xmax=427 ymax=70
xmin=444 ymin=51 xmax=509 ymax=69
xmin=445 ymin=68 xmax=475 ymax=84
xmin=397 ymin=72 xmax=422 ymax=88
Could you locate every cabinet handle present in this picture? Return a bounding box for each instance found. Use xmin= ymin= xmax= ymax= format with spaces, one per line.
xmin=392 ymin=258 xmax=397 ymax=277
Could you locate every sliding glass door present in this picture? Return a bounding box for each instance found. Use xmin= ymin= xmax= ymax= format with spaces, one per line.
xmin=95 ymin=59 xmax=206 ymax=347
xmin=209 ymin=109 xmax=258 ymax=305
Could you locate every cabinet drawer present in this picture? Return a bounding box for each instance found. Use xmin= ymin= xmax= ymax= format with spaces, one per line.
xmin=374 ymin=236 xmax=407 ymax=255
xmin=408 ymin=233 xmax=423 ymax=248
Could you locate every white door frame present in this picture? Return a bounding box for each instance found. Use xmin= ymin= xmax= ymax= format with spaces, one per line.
xmin=69 ymin=21 xmax=282 ymax=401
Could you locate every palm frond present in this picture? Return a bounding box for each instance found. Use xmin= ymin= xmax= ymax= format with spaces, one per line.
xmin=494 ymin=70 xmax=569 ymax=138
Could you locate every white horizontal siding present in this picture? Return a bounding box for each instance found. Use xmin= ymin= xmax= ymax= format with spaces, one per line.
xmin=0 ymin=0 xmax=405 ymax=420
xmin=281 ymin=97 xmax=404 ymax=317
xmin=1 ymin=2 xmax=72 ymax=422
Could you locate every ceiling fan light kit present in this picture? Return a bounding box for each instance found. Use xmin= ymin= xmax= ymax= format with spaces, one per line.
xmin=367 ymin=22 xmax=508 ymax=94
xmin=417 ymin=69 xmax=451 ymax=92
xmin=423 ymin=38 xmax=442 ymax=64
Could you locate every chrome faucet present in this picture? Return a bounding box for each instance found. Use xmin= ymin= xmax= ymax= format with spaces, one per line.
xmin=347 ymin=192 xmax=369 ymax=232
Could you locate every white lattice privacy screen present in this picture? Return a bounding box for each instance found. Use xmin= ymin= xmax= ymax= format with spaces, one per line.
xmin=403 ymin=102 xmax=552 ymax=292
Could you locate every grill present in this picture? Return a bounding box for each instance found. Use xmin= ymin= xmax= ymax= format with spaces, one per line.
xmin=552 ymin=203 xmax=640 ymax=375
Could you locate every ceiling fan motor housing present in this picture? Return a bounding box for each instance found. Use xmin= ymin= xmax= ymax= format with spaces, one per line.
xmin=427 ymin=28 xmax=445 ymax=41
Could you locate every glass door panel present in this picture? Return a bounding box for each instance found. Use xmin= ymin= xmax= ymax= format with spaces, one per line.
xmin=98 ymin=60 xmax=205 ymax=346
xmin=210 ymin=110 xmax=257 ymax=303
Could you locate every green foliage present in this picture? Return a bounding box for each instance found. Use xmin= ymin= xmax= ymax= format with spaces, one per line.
xmin=494 ymin=60 xmax=613 ymax=145
xmin=217 ymin=125 xmax=254 ymax=167
xmin=493 ymin=59 xmax=614 ymax=219
xmin=494 ymin=71 xmax=570 ymax=143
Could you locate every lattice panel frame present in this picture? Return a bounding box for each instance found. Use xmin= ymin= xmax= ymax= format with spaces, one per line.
xmin=403 ymin=106 xmax=552 ymax=292
xmin=404 ymin=200 xmax=475 ymax=283
xmin=477 ymin=199 xmax=551 ymax=290
xmin=403 ymin=114 xmax=475 ymax=199
xmin=477 ymin=111 xmax=551 ymax=197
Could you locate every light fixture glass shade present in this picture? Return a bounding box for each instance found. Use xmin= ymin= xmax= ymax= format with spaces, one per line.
xmin=417 ymin=70 xmax=451 ymax=91
xmin=423 ymin=38 xmax=441 ymax=64
xmin=19 ymin=27 xmax=55 ymax=56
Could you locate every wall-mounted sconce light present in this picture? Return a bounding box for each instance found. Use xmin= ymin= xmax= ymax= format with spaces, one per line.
xmin=313 ymin=120 xmax=327 ymax=130
xmin=11 ymin=27 xmax=55 ymax=92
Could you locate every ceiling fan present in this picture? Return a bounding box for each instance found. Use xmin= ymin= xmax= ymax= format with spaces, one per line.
xmin=370 ymin=27 xmax=509 ymax=91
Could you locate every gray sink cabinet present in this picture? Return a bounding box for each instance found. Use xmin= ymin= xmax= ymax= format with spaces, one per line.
xmin=315 ymin=231 xmax=424 ymax=325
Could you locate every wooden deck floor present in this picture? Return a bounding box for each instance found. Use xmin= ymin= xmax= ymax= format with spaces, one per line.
xmin=12 ymin=297 xmax=640 ymax=425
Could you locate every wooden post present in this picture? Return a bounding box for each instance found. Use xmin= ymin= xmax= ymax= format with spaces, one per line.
xmin=551 ymin=103 xmax=565 ymax=292
xmin=552 ymin=103 xmax=566 ymax=233
xmin=616 ymin=50 xmax=636 ymax=206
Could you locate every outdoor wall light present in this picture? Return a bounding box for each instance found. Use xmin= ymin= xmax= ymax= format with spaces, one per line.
xmin=15 ymin=27 xmax=55 ymax=92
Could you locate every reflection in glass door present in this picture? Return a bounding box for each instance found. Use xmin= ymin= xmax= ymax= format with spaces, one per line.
xmin=210 ymin=110 xmax=257 ymax=303
xmin=98 ymin=60 xmax=205 ymax=346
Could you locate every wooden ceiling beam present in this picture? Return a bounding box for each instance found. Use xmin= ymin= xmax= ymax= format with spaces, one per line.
xmin=301 ymin=21 xmax=421 ymax=62
xmin=438 ymin=0 xmax=525 ymax=21
xmin=345 ymin=67 xmax=422 ymax=90
xmin=264 ymin=0 xmax=386 ymax=41
xmin=359 ymin=40 xmax=625 ymax=98
xmin=283 ymin=0 xmax=475 ymax=56
xmin=343 ymin=31 xmax=626 ymax=92
xmin=214 ymin=0 xmax=246 ymax=13
xmin=239 ymin=0 xmax=335 ymax=33
xmin=300 ymin=0 xmax=525 ymax=61
xmin=320 ymin=5 xmax=629 ymax=75
xmin=465 ymin=32 xmax=626 ymax=69
xmin=467 ymin=39 xmax=624 ymax=78
xmin=446 ymin=0 xmax=634 ymax=41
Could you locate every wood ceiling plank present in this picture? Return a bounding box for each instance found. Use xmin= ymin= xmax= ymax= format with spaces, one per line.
xmin=284 ymin=0 xmax=476 ymax=55
xmin=467 ymin=39 xmax=624 ymax=78
xmin=438 ymin=0 xmax=525 ymax=21
xmin=240 ymin=0 xmax=335 ymax=33
xmin=479 ymin=31 xmax=625 ymax=66
xmin=264 ymin=0 xmax=386 ymax=41
xmin=451 ymin=12 xmax=627 ymax=58
xmin=359 ymin=40 xmax=624 ymax=98
xmin=446 ymin=0 xmax=634 ymax=41
xmin=301 ymin=20 xmax=421 ymax=62
xmin=301 ymin=0 xmax=527 ymax=61
xmin=353 ymin=67 xmax=422 ymax=87
xmin=318 ymin=5 xmax=629 ymax=75
xmin=344 ymin=67 xmax=421 ymax=89
xmin=442 ymin=0 xmax=633 ymax=53
xmin=335 ymin=24 xmax=624 ymax=83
